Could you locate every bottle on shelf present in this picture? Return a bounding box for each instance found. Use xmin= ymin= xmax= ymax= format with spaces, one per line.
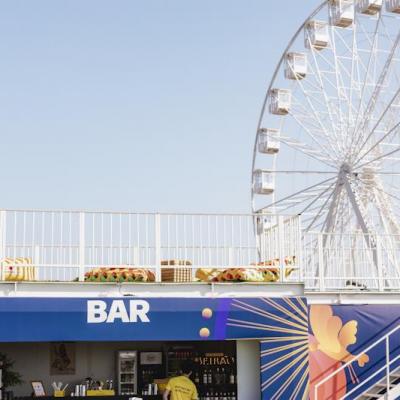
xmin=194 ymin=372 xmax=200 ymax=384
xmin=203 ymin=369 xmax=208 ymax=384
xmin=229 ymin=370 xmax=235 ymax=384
xmin=221 ymin=368 xmax=226 ymax=384
xmin=215 ymin=368 xmax=221 ymax=385
xmin=207 ymin=369 xmax=212 ymax=384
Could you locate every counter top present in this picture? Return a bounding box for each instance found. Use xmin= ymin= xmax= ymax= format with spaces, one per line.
xmin=16 ymin=396 xmax=162 ymax=400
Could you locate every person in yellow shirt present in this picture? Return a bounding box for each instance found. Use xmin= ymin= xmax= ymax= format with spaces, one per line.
xmin=163 ymin=360 xmax=199 ymax=400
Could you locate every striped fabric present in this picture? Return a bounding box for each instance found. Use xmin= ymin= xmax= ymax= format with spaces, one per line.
xmin=1 ymin=257 xmax=37 ymax=281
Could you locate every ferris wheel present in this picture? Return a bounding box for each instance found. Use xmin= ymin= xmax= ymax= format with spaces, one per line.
xmin=252 ymin=0 xmax=400 ymax=286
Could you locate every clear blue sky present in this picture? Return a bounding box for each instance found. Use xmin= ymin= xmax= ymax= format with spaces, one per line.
xmin=0 ymin=0 xmax=322 ymax=212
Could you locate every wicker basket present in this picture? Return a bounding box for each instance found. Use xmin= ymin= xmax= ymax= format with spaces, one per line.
xmin=161 ymin=260 xmax=192 ymax=283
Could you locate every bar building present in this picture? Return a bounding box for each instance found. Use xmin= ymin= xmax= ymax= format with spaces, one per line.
xmin=0 ymin=211 xmax=399 ymax=400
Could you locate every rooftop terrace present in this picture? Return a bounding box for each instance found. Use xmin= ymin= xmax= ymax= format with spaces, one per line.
xmin=0 ymin=209 xmax=399 ymax=293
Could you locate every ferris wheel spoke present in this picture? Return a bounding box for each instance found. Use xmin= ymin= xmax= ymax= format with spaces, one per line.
xmin=294 ymin=84 xmax=335 ymax=110
xmin=333 ymin=28 xmax=377 ymax=152
xmin=259 ymin=187 xmax=333 ymax=214
xmin=302 ymin=205 xmax=331 ymax=221
xmin=375 ymin=171 xmax=400 ymax=177
xmin=291 ymin=85 xmax=345 ymax=152
xmin=271 ymin=170 xmax=336 ymax=174
xmin=368 ymin=184 xmax=400 ymax=235
xmin=276 ymin=135 xmax=337 ymax=168
xmin=329 ymin=25 xmax=349 ymax=149
xmin=355 ymin=88 xmax=400 ymax=161
xmin=307 ymin=49 xmax=341 ymax=145
xmin=274 ymin=190 xmax=332 ymax=214
xmin=380 ymin=17 xmax=400 ymax=85
xmin=300 ymin=180 xmax=337 ymax=215
xmin=289 ymin=111 xmax=331 ymax=138
xmin=304 ymin=186 xmax=336 ymax=232
xmin=287 ymin=115 xmax=338 ymax=163
xmin=346 ymin=20 xmax=381 ymax=150
xmin=371 ymin=182 xmax=400 ymax=206
xmin=352 ymin=26 xmax=400 ymax=151
xmin=381 ymin=180 xmax=400 ymax=192
xmin=324 ymin=188 xmax=349 ymax=233
xmin=290 ymin=78 xmax=343 ymax=159
xmin=374 ymin=185 xmax=400 ymax=215
xmin=290 ymin=106 xmax=342 ymax=152
xmin=352 ymin=12 xmax=383 ymax=127
xmin=256 ymin=176 xmax=336 ymax=214
xmin=344 ymin=21 xmax=358 ymax=142
xmin=354 ymin=120 xmax=400 ymax=168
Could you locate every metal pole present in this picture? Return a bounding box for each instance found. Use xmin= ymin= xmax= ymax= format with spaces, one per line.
xmin=79 ymin=212 xmax=85 ymax=282
xmin=386 ymin=335 xmax=390 ymax=396
xmin=376 ymin=237 xmax=384 ymax=292
xmin=318 ymin=234 xmax=325 ymax=291
xmin=0 ymin=211 xmax=6 ymax=281
xmin=154 ymin=214 xmax=161 ymax=282
xmin=278 ymin=216 xmax=285 ymax=282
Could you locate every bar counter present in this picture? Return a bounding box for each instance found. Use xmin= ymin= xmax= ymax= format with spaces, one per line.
xmin=16 ymin=396 xmax=163 ymax=400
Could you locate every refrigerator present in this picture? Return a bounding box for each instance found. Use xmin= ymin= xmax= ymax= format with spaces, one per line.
xmin=116 ymin=350 xmax=138 ymax=395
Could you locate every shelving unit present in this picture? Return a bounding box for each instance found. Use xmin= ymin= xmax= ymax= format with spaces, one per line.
xmin=116 ymin=351 xmax=138 ymax=395
xmin=166 ymin=344 xmax=237 ymax=400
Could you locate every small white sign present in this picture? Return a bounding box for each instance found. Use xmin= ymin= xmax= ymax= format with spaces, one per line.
xmin=140 ymin=352 xmax=162 ymax=365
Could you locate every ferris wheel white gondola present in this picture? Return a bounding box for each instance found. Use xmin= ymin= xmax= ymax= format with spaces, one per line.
xmin=305 ymin=20 xmax=329 ymax=50
xmin=256 ymin=214 xmax=273 ymax=235
xmin=329 ymin=0 xmax=354 ymax=27
xmin=252 ymin=0 xmax=400 ymax=289
xmin=258 ymin=129 xmax=280 ymax=154
xmin=357 ymin=0 xmax=382 ymax=15
xmin=269 ymin=89 xmax=291 ymax=115
xmin=285 ymin=52 xmax=307 ymax=80
xmin=253 ymin=170 xmax=275 ymax=195
xmin=386 ymin=0 xmax=400 ymax=13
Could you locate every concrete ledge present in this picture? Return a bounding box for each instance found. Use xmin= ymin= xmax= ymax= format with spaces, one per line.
xmin=306 ymin=290 xmax=400 ymax=304
xmin=3 ymin=282 xmax=399 ymax=303
xmin=0 ymin=281 xmax=305 ymax=298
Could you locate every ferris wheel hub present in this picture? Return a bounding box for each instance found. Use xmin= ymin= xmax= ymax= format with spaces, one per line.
xmin=340 ymin=163 xmax=352 ymax=175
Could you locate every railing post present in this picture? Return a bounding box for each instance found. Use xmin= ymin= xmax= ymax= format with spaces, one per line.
xmin=297 ymin=215 xmax=303 ymax=283
xmin=79 ymin=212 xmax=85 ymax=282
xmin=376 ymin=236 xmax=384 ymax=292
xmin=154 ymin=214 xmax=161 ymax=282
xmin=33 ymin=245 xmax=40 ymax=281
xmin=0 ymin=211 xmax=5 ymax=281
xmin=386 ymin=335 xmax=390 ymax=396
xmin=318 ymin=234 xmax=325 ymax=291
xmin=278 ymin=216 xmax=285 ymax=282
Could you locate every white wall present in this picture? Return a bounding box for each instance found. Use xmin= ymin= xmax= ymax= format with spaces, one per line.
xmin=236 ymin=340 xmax=261 ymax=400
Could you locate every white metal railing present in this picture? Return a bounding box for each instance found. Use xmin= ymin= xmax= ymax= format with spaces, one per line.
xmin=314 ymin=324 xmax=400 ymax=400
xmin=304 ymin=231 xmax=400 ymax=291
xmin=0 ymin=210 xmax=302 ymax=283
xmin=1 ymin=209 xmax=400 ymax=289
